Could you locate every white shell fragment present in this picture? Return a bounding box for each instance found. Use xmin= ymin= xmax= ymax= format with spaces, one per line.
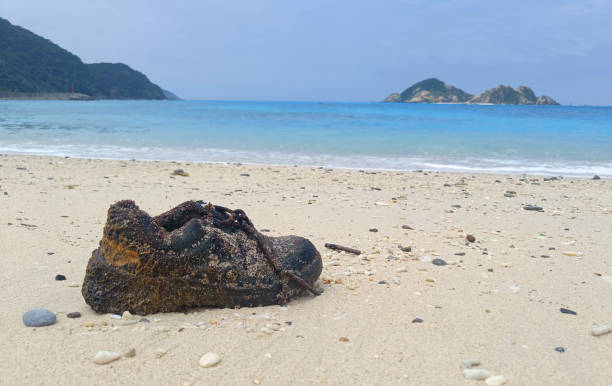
xmin=462 ymin=368 xmax=496 ymax=380
xmin=199 ymin=352 xmax=221 ymax=368
xmin=93 ymin=350 xmax=121 ymax=365
xmin=485 ymin=375 xmax=507 ymax=385
xmin=591 ymin=325 xmax=612 ymax=336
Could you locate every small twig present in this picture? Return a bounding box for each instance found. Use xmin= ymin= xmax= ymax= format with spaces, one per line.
xmin=324 ymin=243 xmax=361 ymax=255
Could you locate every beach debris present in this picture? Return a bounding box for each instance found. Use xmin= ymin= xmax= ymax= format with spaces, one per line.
xmin=504 ymin=191 xmax=516 ymax=198
xmin=23 ymin=308 xmax=56 ymax=327
xmin=555 ymin=347 xmax=565 ymax=353
xmin=368 ymin=228 xmax=378 ymax=232
xmin=523 ymin=205 xmax=544 ymax=212
xmin=94 ymin=351 xmax=120 ymax=365
xmin=412 ymin=318 xmax=423 ymax=323
xmin=560 ymin=308 xmax=577 ymax=315
xmin=592 ymin=175 xmax=601 ymax=180
xmin=591 ymin=325 xmax=612 ymax=336
xmin=199 ymin=352 xmax=221 ymax=368
xmin=466 ymin=234 xmax=476 ymax=243
xmin=461 ymin=359 xmax=481 ymax=369
xmin=67 ymin=312 xmax=81 ymax=318
xmin=172 ymin=169 xmax=189 ymax=177
xmin=55 ymin=274 xmax=66 ymax=281
xmin=324 ymin=243 xmax=361 ymax=255
xmin=399 ymin=245 xmax=412 ymax=252
xmin=82 ymin=200 xmax=322 ymax=314
xmin=375 ymin=201 xmax=389 ymax=206
xmin=401 ymin=225 xmax=414 ymax=230
xmin=123 ymin=348 xmax=136 ymax=358
xmin=155 ymin=348 xmax=168 ymax=358
xmin=485 ymin=375 xmax=507 ymax=385
xmin=339 ymin=337 xmax=350 ymax=342
xmin=432 ymin=258 xmax=447 ymax=266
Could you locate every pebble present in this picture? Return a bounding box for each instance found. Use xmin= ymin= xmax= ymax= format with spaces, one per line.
xmin=339 ymin=337 xmax=350 ymax=342
xmin=400 ymin=246 xmax=412 ymax=252
xmin=591 ymin=325 xmax=612 ymax=336
xmin=555 ymin=347 xmax=565 ymax=353
xmin=369 ymin=228 xmax=378 ymax=232
xmin=172 ymin=169 xmax=189 ymax=177
xmin=55 ymin=274 xmax=66 ymax=281
xmin=199 ymin=352 xmax=221 ymax=368
xmin=94 ymin=350 xmax=121 ymax=365
xmin=523 ymin=205 xmax=544 ymax=212
xmin=396 ymin=267 xmax=408 ymax=273
xmin=592 ymin=175 xmax=601 ymax=180
xmin=432 ymin=258 xmax=447 ymax=266
xmin=462 ymin=368 xmax=496 ymax=380
xmin=466 ymin=235 xmax=476 ymax=243
xmin=401 ymin=225 xmax=414 ymax=230
xmin=123 ymin=348 xmax=136 ymax=358
xmin=122 ymin=311 xmax=135 ymax=320
xmin=67 ymin=312 xmax=81 ymax=318
xmin=504 ymin=191 xmax=516 ymax=198
xmin=485 ymin=375 xmax=507 ymax=385
xmin=23 ymin=308 xmax=56 ymax=327
xmin=412 ymin=318 xmax=423 ymax=323
xmin=560 ymin=308 xmax=577 ymax=315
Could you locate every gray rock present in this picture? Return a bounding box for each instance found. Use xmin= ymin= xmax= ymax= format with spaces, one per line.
xmin=23 ymin=308 xmax=56 ymax=327
xmin=432 ymin=258 xmax=448 ymax=266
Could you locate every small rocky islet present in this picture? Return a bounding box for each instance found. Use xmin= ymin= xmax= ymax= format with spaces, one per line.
xmin=383 ymin=78 xmax=559 ymax=105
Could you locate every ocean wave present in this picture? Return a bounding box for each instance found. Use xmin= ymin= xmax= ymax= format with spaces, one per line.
xmin=1 ymin=142 xmax=610 ymax=178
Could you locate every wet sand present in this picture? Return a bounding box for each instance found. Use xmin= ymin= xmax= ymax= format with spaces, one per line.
xmin=0 ymin=154 xmax=610 ymax=385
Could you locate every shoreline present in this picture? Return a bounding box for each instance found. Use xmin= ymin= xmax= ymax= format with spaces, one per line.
xmin=0 ymin=152 xmax=607 ymax=179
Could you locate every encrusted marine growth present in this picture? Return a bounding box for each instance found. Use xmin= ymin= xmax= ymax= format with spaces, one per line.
xmin=82 ymin=200 xmax=322 ymax=315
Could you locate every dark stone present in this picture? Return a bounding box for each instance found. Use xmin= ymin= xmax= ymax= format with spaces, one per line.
xmin=432 ymin=258 xmax=447 ymax=266
xmin=541 ymin=255 xmax=551 ymax=258
xmin=443 ymin=183 xmax=452 ymax=187
xmin=454 ymin=252 xmax=466 ymax=256
xmin=47 ymin=252 xmax=55 ymax=255
xmin=55 ymin=274 xmax=66 ymax=281
xmin=369 ymin=228 xmax=378 ymax=232
xmin=560 ymin=308 xmax=577 ymax=315
xmin=240 ymin=173 xmax=250 ymax=177
xmin=81 ymin=200 xmax=322 ymax=314
xmin=401 ymin=225 xmax=414 ymax=230
xmin=67 ymin=312 xmax=81 ymax=318
xmin=523 ymin=205 xmax=544 ymax=212
xmin=555 ymin=347 xmax=565 ymax=353
xmin=400 ymin=246 xmax=412 ymax=252
xmin=466 ymin=235 xmax=476 ymax=243
xmin=592 ymin=175 xmax=600 ymax=180
xmin=285 ymin=321 xmax=292 ymax=326
xmin=412 ymin=318 xmax=424 ymax=323
xmin=378 ymin=281 xmax=388 ymax=285
xmin=23 ymin=308 xmax=56 ymax=327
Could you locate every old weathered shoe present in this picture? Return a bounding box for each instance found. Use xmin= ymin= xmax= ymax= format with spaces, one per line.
xmin=82 ymin=200 xmax=323 ymax=315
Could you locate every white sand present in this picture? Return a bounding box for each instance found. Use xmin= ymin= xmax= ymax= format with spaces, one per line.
xmin=0 ymin=154 xmax=610 ymax=385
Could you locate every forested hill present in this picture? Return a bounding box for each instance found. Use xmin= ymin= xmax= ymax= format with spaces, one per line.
xmin=0 ymin=17 xmax=167 ymax=99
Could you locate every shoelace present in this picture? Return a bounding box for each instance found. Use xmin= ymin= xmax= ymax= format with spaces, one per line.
xmin=202 ymin=202 xmax=321 ymax=298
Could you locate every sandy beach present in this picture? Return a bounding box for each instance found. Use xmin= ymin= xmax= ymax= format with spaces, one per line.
xmin=0 ymin=154 xmax=610 ymax=385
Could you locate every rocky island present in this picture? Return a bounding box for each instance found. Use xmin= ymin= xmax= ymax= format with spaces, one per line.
xmin=0 ymin=17 xmax=176 ymax=100
xmin=384 ymin=78 xmax=559 ymax=105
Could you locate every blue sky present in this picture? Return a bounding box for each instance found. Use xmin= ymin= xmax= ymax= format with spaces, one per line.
xmin=1 ymin=0 xmax=611 ymax=104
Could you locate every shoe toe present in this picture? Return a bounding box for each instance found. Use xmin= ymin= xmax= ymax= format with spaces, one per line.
xmin=271 ymin=235 xmax=322 ymax=285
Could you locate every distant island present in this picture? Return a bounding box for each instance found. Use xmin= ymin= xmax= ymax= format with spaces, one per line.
xmin=0 ymin=17 xmax=177 ymax=100
xmin=383 ymin=78 xmax=559 ymax=105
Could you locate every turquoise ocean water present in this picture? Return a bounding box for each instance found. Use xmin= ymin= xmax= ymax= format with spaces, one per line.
xmin=1 ymin=100 xmax=611 ymax=177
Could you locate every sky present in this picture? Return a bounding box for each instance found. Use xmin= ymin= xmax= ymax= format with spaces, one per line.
xmin=1 ymin=0 xmax=611 ymax=105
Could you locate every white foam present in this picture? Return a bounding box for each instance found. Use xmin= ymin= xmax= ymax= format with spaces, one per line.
xmin=0 ymin=143 xmax=610 ymax=178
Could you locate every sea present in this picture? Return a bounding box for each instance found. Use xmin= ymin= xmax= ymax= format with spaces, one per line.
xmin=1 ymin=100 xmax=611 ymax=177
